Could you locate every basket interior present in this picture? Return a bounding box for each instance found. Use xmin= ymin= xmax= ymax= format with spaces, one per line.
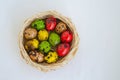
xmin=22 ymin=13 xmax=76 ymax=66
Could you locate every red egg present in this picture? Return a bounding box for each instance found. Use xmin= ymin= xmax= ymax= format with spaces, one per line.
xmin=57 ymin=43 xmax=70 ymax=57
xmin=61 ymin=30 xmax=73 ymax=43
xmin=46 ymin=16 xmax=56 ymax=31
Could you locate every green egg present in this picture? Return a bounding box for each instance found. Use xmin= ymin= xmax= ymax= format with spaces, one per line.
xmin=49 ymin=32 xmax=60 ymax=46
xmin=39 ymin=41 xmax=51 ymax=53
xmin=31 ymin=19 xmax=45 ymax=30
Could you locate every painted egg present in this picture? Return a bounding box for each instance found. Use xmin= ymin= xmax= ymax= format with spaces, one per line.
xmin=39 ymin=41 xmax=51 ymax=53
xmin=49 ymin=32 xmax=60 ymax=46
xmin=24 ymin=28 xmax=37 ymax=39
xmin=38 ymin=29 xmax=48 ymax=41
xmin=25 ymin=39 xmax=39 ymax=51
xmin=61 ymin=30 xmax=73 ymax=43
xmin=32 ymin=19 xmax=45 ymax=30
xmin=57 ymin=43 xmax=70 ymax=57
xmin=55 ymin=22 xmax=67 ymax=34
xmin=45 ymin=51 xmax=58 ymax=63
xmin=29 ymin=51 xmax=44 ymax=63
xmin=46 ymin=17 xmax=56 ymax=31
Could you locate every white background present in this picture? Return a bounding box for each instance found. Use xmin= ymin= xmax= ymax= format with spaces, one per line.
xmin=0 ymin=0 xmax=120 ymax=80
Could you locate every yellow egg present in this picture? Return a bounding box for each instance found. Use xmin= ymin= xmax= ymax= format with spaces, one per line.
xmin=25 ymin=39 xmax=39 ymax=50
xmin=38 ymin=29 xmax=48 ymax=41
xmin=45 ymin=51 xmax=58 ymax=63
xmin=32 ymin=39 xmax=39 ymax=49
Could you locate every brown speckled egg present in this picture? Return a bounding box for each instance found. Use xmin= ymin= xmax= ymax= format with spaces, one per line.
xmin=29 ymin=51 xmax=44 ymax=63
xmin=55 ymin=22 xmax=67 ymax=34
xmin=24 ymin=28 xmax=37 ymax=39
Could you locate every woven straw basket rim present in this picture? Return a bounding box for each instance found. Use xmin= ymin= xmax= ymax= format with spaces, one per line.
xmin=19 ymin=10 xmax=79 ymax=72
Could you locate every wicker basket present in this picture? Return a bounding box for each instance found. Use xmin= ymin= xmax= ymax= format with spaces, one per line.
xmin=19 ymin=10 xmax=79 ymax=72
